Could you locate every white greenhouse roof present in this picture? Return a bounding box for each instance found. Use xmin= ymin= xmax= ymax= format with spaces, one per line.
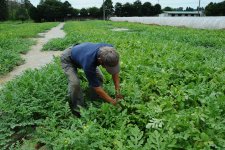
xmin=163 ymin=11 xmax=201 ymax=14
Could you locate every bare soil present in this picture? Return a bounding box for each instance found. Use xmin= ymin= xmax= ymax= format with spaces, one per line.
xmin=111 ymin=28 xmax=129 ymax=31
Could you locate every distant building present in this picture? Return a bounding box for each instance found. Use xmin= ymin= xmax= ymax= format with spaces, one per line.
xmin=159 ymin=11 xmax=204 ymax=17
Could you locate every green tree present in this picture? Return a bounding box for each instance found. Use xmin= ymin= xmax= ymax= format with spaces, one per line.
xmin=133 ymin=0 xmax=142 ymax=16
xmin=154 ymin=4 xmax=161 ymax=15
xmin=176 ymin=7 xmax=183 ymax=11
xmin=205 ymin=1 xmax=225 ymax=16
xmin=186 ymin=7 xmax=194 ymax=11
xmin=0 ymin=0 xmax=8 ymax=20
xmin=24 ymin=0 xmax=33 ymax=9
xmin=114 ymin=2 xmax=123 ymax=17
xmin=31 ymin=0 xmax=79 ymax=22
xmin=122 ymin=2 xmax=134 ymax=16
xmin=115 ymin=1 xmax=162 ymax=17
xmin=163 ymin=6 xmax=173 ymax=11
xmin=7 ymin=0 xmax=20 ymax=20
xmin=22 ymin=0 xmax=34 ymax=20
xmin=36 ymin=0 xmax=64 ymax=22
xmin=102 ymin=0 xmax=114 ymax=19
xmin=39 ymin=0 xmax=45 ymax=5
xmin=142 ymin=2 xmax=154 ymax=16
xmin=15 ymin=7 xmax=29 ymax=22
xmin=205 ymin=2 xmax=216 ymax=16
xmin=88 ymin=7 xmax=100 ymax=18
xmin=29 ymin=6 xmax=41 ymax=22
xmin=80 ymin=8 xmax=88 ymax=17
xmin=61 ymin=1 xmax=74 ymax=18
xmin=73 ymin=8 xmax=79 ymax=17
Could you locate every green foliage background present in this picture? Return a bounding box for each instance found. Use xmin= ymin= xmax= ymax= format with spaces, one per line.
xmin=1 ymin=21 xmax=225 ymax=149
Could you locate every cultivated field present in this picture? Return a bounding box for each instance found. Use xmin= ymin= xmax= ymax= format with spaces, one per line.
xmin=0 ymin=21 xmax=225 ymax=149
xmin=0 ymin=22 xmax=58 ymax=75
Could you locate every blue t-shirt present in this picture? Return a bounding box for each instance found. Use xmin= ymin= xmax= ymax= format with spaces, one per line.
xmin=71 ymin=42 xmax=113 ymax=87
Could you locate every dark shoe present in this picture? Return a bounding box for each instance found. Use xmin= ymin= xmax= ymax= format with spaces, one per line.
xmin=71 ymin=109 xmax=81 ymax=118
xmin=68 ymin=100 xmax=81 ymax=118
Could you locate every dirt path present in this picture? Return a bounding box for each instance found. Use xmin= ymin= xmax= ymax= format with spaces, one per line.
xmin=0 ymin=23 xmax=66 ymax=89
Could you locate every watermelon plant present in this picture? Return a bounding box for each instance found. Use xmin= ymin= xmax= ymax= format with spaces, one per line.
xmin=0 ymin=22 xmax=58 ymax=75
xmin=0 ymin=21 xmax=225 ymax=149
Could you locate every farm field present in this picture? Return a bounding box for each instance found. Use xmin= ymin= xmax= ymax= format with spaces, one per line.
xmin=0 ymin=22 xmax=58 ymax=75
xmin=0 ymin=21 xmax=225 ymax=149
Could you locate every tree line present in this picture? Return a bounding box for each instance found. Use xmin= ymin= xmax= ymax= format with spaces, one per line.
xmin=163 ymin=6 xmax=204 ymax=11
xmin=114 ymin=1 xmax=161 ymax=17
xmin=0 ymin=0 xmax=33 ymax=21
xmin=0 ymin=0 xmax=162 ymax=22
xmin=1 ymin=0 xmax=224 ymax=22
xmin=205 ymin=1 xmax=225 ymax=16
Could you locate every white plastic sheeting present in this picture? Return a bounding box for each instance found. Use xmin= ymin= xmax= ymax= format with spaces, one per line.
xmin=110 ymin=17 xmax=225 ymax=29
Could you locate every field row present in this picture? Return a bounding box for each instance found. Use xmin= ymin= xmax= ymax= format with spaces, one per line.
xmin=0 ymin=22 xmax=58 ymax=75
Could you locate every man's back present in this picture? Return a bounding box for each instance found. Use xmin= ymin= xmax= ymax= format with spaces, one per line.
xmin=71 ymin=42 xmax=113 ymax=70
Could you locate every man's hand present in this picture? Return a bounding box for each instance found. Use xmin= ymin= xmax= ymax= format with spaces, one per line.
xmin=112 ymin=99 xmax=122 ymax=109
xmin=116 ymin=93 xmax=124 ymax=100
xmin=93 ymin=87 xmax=119 ymax=106
xmin=115 ymin=89 xmax=123 ymax=101
xmin=111 ymin=99 xmax=117 ymax=106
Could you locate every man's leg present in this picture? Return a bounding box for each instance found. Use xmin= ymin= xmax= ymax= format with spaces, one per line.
xmin=60 ymin=48 xmax=84 ymax=116
xmin=64 ymin=67 xmax=84 ymax=116
xmin=68 ymin=68 xmax=84 ymax=107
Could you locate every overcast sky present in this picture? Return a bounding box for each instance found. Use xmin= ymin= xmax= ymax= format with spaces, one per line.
xmin=30 ymin=0 xmax=223 ymax=9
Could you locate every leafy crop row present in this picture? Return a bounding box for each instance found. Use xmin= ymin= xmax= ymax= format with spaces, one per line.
xmin=0 ymin=21 xmax=225 ymax=149
xmin=0 ymin=22 xmax=58 ymax=75
xmin=43 ymin=21 xmax=225 ymax=51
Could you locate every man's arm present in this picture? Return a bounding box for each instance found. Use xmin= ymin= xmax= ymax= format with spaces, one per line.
xmin=85 ymin=70 xmax=116 ymax=105
xmin=93 ymin=87 xmax=117 ymax=105
xmin=112 ymin=73 xmax=123 ymax=99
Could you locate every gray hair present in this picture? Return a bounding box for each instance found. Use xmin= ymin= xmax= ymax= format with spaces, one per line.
xmin=98 ymin=46 xmax=119 ymax=67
